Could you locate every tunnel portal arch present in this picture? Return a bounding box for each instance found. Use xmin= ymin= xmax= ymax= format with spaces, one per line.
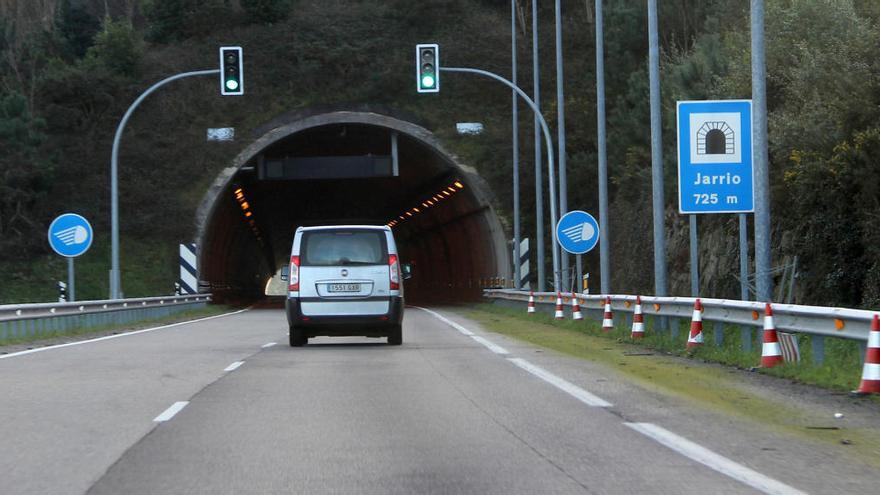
xmin=195 ymin=111 xmax=511 ymax=302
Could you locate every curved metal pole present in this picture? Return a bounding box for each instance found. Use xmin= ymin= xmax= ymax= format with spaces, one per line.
xmin=110 ymin=69 xmax=220 ymax=299
xmin=441 ymin=66 xmax=560 ymax=291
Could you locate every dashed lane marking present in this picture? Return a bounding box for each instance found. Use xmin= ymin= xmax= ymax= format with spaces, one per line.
xmin=224 ymin=361 xmax=244 ymax=372
xmin=153 ymin=401 xmax=189 ymax=423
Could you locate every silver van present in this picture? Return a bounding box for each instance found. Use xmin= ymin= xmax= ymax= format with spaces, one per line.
xmin=284 ymin=225 xmax=406 ymax=346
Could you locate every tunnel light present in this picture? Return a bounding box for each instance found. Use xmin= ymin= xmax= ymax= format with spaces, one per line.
xmin=454 ymin=181 xmax=464 ymax=189
xmin=406 ymin=212 xmax=413 ymax=217
xmin=399 ymin=215 xmax=405 ymax=220
xmin=426 ymin=200 xmax=434 ymax=206
xmin=413 ymin=207 xmax=420 ymax=213
xmin=234 ymin=188 xmax=242 ymax=195
xmin=240 ymin=201 xmax=249 ymax=210
xmin=447 ymin=187 xmax=456 ymax=193
xmin=442 ymin=190 xmax=451 ymax=197
xmin=422 ymin=202 xmax=429 ymax=208
xmin=245 ymin=211 xmax=252 ymax=217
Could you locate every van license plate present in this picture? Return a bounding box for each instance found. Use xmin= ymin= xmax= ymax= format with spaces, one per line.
xmin=329 ymin=283 xmax=361 ymax=293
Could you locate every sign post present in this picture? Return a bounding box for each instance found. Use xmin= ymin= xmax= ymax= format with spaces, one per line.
xmin=555 ymin=210 xmax=600 ymax=292
xmin=48 ymin=213 xmax=93 ymax=302
xmin=678 ymin=100 xmax=754 ymax=297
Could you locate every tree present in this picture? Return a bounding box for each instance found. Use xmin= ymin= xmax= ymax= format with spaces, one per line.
xmin=56 ymin=0 xmax=100 ymax=58
xmin=241 ymin=0 xmax=292 ymax=24
xmin=85 ymin=17 xmax=142 ymax=78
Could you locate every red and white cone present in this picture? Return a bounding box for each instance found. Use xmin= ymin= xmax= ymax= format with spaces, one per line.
xmin=854 ymin=314 xmax=880 ymax=394
xmin=527 ymin=291 xmax=536 ymax=314
xmin=554 ymin=293 xmax=564 ymax=320
xmin=687 ymin=299 xmax=704 ymax=349
xmin=571 ymin=294 xmax=583 ymax=321
xmin=631 ymin=296 xmax=645 ymax=339
xmin=761 ymin=303 xmax=784 ymax=368
xmin=602 ymin=296 xmax=614 ymax=332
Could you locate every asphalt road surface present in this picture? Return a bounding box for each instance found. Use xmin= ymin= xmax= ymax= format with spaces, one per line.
xmin=1 ymin=306 xmax=878 ymax=494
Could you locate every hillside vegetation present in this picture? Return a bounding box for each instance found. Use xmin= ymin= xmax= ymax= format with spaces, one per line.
xmin=1 ymin=0 xmax=879 ymax=308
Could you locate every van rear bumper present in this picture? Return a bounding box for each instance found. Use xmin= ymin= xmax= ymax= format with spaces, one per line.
xmin=285 ymin=296 xmax=404 ymax=331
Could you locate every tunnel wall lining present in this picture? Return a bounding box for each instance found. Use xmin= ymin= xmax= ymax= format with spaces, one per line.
xmin=194 ymin=111 xmax=511 ymax=288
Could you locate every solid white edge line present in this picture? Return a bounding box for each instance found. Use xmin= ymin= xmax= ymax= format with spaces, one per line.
xmin=224 ymin=361 xmax=244 ymax=372
xmin=625 ymin=423 xmax=807 ymax=495
xmin=508 ymin=357 xmax=612 ymax=408
xmin=261 ymin=342 xmax=277 ymax=348
xmin=412 ymin=306 xmax=474 ymax=335
xmin=470 ymin=335 xmax=509 ymax=355
xmin=0 ymin=308 xmax=250 ymax=360
xmin=153 ymin=401 xmax=190 ymax=423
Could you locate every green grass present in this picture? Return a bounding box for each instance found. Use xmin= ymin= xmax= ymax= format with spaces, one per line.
xmin=0 ymin=236 xmax=178 ymax=304
xmin=463 ymin=303 xmax=880 ymax=463
xmin=0 ymin=304 xmax=234 ymax=347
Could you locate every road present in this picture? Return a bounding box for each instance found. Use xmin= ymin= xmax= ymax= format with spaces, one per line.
xmin=1 ymin=306 xmax=877 ymax=494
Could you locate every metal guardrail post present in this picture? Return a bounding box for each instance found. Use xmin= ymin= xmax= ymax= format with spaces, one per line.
xmin=812 ymin=336 xmax=825 ymax=365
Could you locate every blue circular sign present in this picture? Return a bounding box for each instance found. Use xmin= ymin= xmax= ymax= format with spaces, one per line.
xmin=555 ymin=210 xmax=599 ymax=255
xmin=48 ymin=213 xmax=93 ymax=258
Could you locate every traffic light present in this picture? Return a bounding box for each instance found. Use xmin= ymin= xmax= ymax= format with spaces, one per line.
xmin=416 ymin=44 xmax=439 ymax=93
xmin=219 ymin=46 xmax=244 ymax=96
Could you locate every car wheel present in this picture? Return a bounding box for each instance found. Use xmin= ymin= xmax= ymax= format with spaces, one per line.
xmin=289 ymin=326 xmax=307 ymax=347
xmin=387 ymin=324 xmax=402 ymax=346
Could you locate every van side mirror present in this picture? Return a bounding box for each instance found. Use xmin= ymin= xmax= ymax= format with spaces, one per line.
xmin=402 ymin=263 xmax=413 ymax=280
xmin=280 ymin=265 xmax=290 ymax=281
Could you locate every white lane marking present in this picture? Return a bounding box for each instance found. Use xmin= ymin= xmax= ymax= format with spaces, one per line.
xmin=224 ymin=361 xmax=244 ymax=372
xmin=470 ymin=335 xmax=509 ymax=355
xmin=153 ymin=401 xmax=189 ymax=423
xmin=413 ymin=307 xmax=474 ymax=335
xmin=625 ymin=423 xmax=807 ymax=495
xmin=0 ymin=308 xmax=250 ymax=360
xmin=508 ymin=358 xmax=612 ymax=407
xmin=261 ymin=342 xmax=277 ymax=348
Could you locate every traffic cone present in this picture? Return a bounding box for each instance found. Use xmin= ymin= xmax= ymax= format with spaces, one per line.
xmin=631 ymin=296 xmax=645 ymax=339
xmin=527 ymin=291 xmax=536 ymax=314
xmin=761 ymin=303 xmax=784 ymax=368
xmin=602 ymin=296 xmax=614 ymax=332
xmin=554 ymin=293 xmax=564 ymax=320
xmin=854 ymin=314 xmax=880 ymax=395
xmin=571 ymin=294 xmax=583 ymax=321
xmin=687 ymin=299 xmax=704 ymax=349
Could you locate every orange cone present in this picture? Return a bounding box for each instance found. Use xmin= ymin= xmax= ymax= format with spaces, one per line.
xmin=527 ymin=291 xmax=536 ymax=314
xmin=854 ymin=314 xmax=880 ymax=394
xmin=571 ymin=294 xmax=583 ymax=321
xmin=687 ymin=299 xmax=704 ymax=349
xmin=554 ymin=293 xmax=564 ymax=320
xmin=602 ymin=296 xmax=614 ymax=332
xmin=761 ymin=303 xmax=784 ymax=368
xmin=631 ymin=296 xmax=645 ymax=339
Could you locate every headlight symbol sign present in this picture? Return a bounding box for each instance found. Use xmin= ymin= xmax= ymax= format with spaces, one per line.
xmin=48 ymin=213 xmax=93 ymax=258
xmin=555 ymin=210 xmax=600 ymax=255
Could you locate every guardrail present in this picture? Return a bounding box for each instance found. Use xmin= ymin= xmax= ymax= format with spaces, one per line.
xmin=0 ymin=294 xmax=212 ymax=343
xmin=484 ymin=289 xmax=877 ymax=364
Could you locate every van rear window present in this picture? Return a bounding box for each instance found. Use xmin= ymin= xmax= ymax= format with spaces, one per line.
xmin=301 ymin=230 xmax=386 ymax=266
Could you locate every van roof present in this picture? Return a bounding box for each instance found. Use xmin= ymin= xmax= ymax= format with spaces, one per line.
xmin=296 ymin=225 xmax=391 ymax=233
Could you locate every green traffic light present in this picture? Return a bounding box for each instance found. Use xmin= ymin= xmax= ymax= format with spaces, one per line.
xmin=226 ymin=79 xmax=240 ymax=91
xmin=421 ymin=74 xmax=435 ymax=89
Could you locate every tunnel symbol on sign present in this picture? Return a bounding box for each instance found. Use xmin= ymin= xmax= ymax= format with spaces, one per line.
xmin=696 ymin=122 xmax=734 ymax=155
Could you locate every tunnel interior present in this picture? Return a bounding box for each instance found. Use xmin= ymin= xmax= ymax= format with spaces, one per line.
xmin=197 ymin=113 xmax=509 ymax=303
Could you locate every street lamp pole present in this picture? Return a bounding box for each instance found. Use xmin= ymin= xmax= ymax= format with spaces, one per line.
xmin=441 ymin=66 xmax=561 ymax=290
xmin=110 ymin=69 xmax=220 ymax=299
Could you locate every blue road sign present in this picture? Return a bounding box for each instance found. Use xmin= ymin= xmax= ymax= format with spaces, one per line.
xmin=677 ymin=100 xmax=754 ymax=214
xmin=48 ymin=213 xmax=93 ymax=258
xmin=555 ymin=210 xmax=600 ymax=255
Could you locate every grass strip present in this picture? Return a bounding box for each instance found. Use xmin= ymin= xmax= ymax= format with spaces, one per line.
xmin=0 ymin=304 xmax=235 ymax=348
xmin=464 ymin=303 xmax=880 ymax=463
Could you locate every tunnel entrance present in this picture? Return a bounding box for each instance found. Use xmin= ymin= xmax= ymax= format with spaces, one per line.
xmin=195 ymin=111 xmax=510 ymax=303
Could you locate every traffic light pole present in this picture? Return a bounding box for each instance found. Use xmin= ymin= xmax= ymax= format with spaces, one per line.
xmin=440 ymin=66 xmax=561 ymax=291
xmin=110 ymin=69 xmax=220 ymax=299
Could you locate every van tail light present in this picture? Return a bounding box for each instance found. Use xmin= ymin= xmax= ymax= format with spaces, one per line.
xmin=389 ymin=254 xmax=400 ymax=290
xmin=288 ymin=255 xmax=300 ymax=291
